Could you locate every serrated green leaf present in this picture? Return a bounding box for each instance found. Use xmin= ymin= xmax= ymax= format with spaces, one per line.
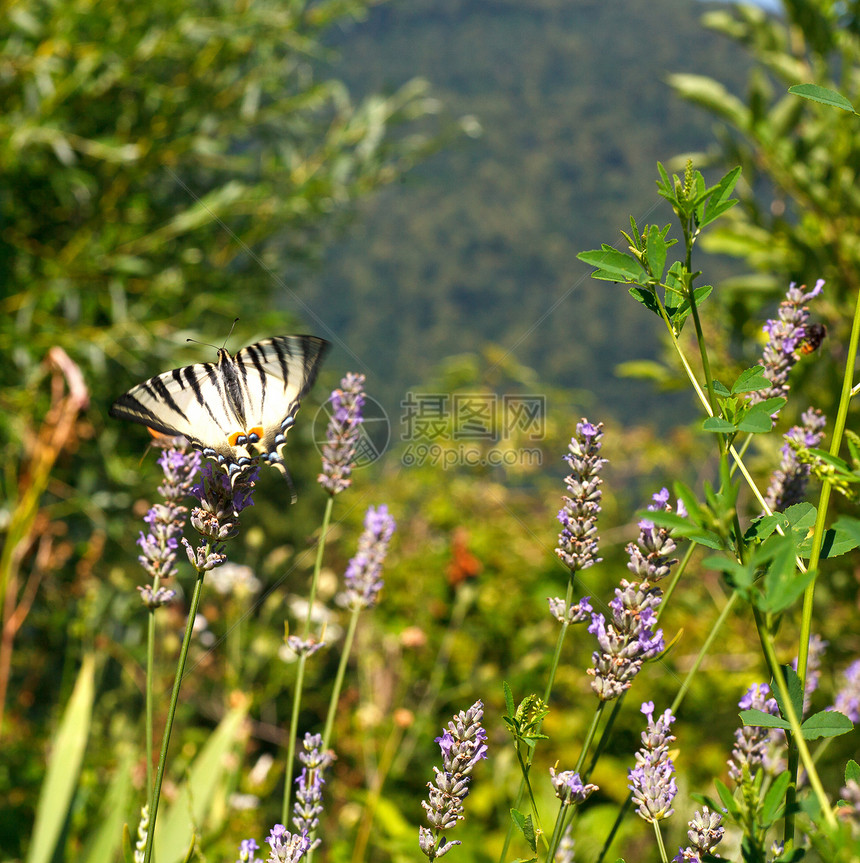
xmin=800 ymin=709 xmax=854 ymax=741
xmin=761 ymin=533 xmax=810 ymax=614
xmin=510 ymin=809 xmax=537 ymax=852
xmin=737 ymin=407 xmax=775 ymax=433
xmin=703 ymin=416 xmax=737 ymax=433
xmin=731 ymin=365 xmax=769 ymax=394
xmin=578 ymin=247 xmax=648 ymax=282
xmin=712 ymin=379 xmax=731 ymax=397
xmin=788 ymin=83 xmax=856 ymax=112
xmin=745 ymin=514 xmax=783 ymax=543
xmin=740 ymin=708 xmax=791 ymax=730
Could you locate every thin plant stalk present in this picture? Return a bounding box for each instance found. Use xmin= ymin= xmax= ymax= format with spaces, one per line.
xmin=282 ymin=495 xmax=334 ymax=824
xmin=322 ymin=605 xmax=360 ymax=750
xmin=145 ymin=597 xmax=157 ymax=802
xmin=652 ymin=819 xmax=669 ymax=863
xmin=142 ymin=562 xmax=208 ymax=863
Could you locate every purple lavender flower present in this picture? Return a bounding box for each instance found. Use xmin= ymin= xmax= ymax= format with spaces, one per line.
xmin=764 ymin=407 xmax=827 ymax=512
xmin=264 ymin=824 xmax=311 ymax=863
xmin=555 ymin=419 xmax=607 ymax=573
xmin=419 ymin=700 xmax=487 ymax=860
xmin=748 ymin=280 xmax=824 ymax=421
xmin=344 ymin=505 xmax=396 ymax=610
xmin=831 ymin=659 xmax=860 ymax=722
xmin=292 ymin=733 xmax=334 ymax=847
xmin=318 ymin=372 xmax=366 ymax=495
xmin=628 ymin=701 xmax=677 ymax=823
xmin=727 ymin=683 xmax=780 ymax=783
xmin=137 ymin=446 xmax=201 ymax=607
xmin=587 ymin=490 xmax=680 ymax=702
xmin=673 ymin=807 xmax=725 ymax=862
xmin=549 ymin=768 xmax=598 ymax=806
xmin=236 ymin=837 xmax=261 ymax=863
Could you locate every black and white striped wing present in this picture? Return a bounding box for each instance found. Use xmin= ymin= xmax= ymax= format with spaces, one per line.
xmin=231 ymin=335 xmax=329 ymax=475
xmin=109 ymin=360 xmax=240 ymax=460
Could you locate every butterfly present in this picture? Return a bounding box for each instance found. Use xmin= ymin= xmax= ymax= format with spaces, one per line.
xmin=110 ymin=335 xmax=329 ymax=488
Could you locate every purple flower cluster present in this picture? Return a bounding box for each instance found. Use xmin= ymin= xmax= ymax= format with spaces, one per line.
xmin=547 ymin=596 xmax=592 ymax=625
xmin=292 ymin=733 xmax=333 ymax=847
xmin=727 ymin=683 xmax=780 ymax=783
xmin=318 ymin=372 xmax=366 ymax=496
xmin=419 ymin=700 xmax=488 ymax=861
xmin=831 ymin=659 xmax=860 ymax=723
xmin=673 ymin=807 xmax=725 ymax=862
xmin=549 ymin=768 xmax=598 ymax=806
xmin=628 ymin=701 xmax=678 ymax=824
xmin=748 ymin=280 xmax=824 ymax=421
xmin=235 ymin=825 xmax=312 ymax=863
xmin=555 ymin=420 xmax=607 ymax=573
xmin=764 ymin=407 xmax=827 ymax=512
xmin=344 ymin=505 xmax=396 ymax=610
xmin=587 ymin=489 xmax=679 ymax=702
xmin=137 ymin=447 xmax=201 ymax=609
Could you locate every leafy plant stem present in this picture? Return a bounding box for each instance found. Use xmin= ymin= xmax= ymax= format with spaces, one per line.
xmin=322 ymin=606 xmax=360 ymax=750
xmin=142 ymin=561 xmax=207 ymax=863
xmin=752 ymin=607 xmax=836 ymax=830
xmin=515 ymin=743 xmax=547 ymax=850
xmin=797 ymin=281 xmax=860 ymax=684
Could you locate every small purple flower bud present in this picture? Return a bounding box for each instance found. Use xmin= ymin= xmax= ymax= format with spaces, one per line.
xmin=673 ymin=806 xmax=725 ymax=862
xmin=236 ymin=837 xmax=261 ymax=863
xmin=285 ymin=635 xmax=326 ymax=658
xmin=264 ymin=824 xmax=311 ymax=863
xmin=548 ymin=596 xmax=592 ymax=625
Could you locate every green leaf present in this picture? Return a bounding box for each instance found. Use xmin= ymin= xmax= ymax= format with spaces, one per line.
xmin=740 ymin=708 xmax=791 ymax=731
xmin=762 ymin=770 xmax=792 ymax=824
xmin=628 ymin=285 xmax=661 ymax=316
xmin=504 ymin=680 xmax=515 ymax=719
xmin=788 ymin=83 xmax=856 ymax=113
xmin=800 ymin=709 xmax=854 ymax=741
xmin=731 ymin=365 xmax=769 ymax=394
xmin=760 ymin=533 xmax=811 ymax=614
xmin=646 ymin=511 xmax=723 ymax=549
xmin=578 ymin=247 xmax=648 ymax=283
xmin=712 ymin=379 xmax=731 ymax=397
xmin=645 ymin=228 xmax=668 ymax=282
xmin=846 ymin=760 xmax=860 ymax=784
xmin=26 ymin=653 xmax=96 ymax=863
xmin=510 ymin=809 xmax=537 ymax=852
xmin=714 ymin=778 xmax=741 ymax=817
xmin=812 ymin=516 xmax=860 ymax=559
xmin=703 ymin=416 xmax=737 ymax=433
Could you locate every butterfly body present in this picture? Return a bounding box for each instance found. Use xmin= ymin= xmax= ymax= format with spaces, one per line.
xmin=110 ymin=335 xmax=329 ymax=484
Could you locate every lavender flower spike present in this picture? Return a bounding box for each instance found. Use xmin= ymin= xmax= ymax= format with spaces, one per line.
xmin=749 ymin=279 xmax=824 ymax=421
xmin=318 ymin=372 xmax=366 ymax=495
xmin=137 ymin=446 xmax=201 ymax=608
xmin=419 ymin=700 xmax=488 ymax=861
xmin=764 ymin=407 xmax=827 ymax=512
xmin=628 ymin=701 xmax=678 ymax=824
xmin=344 ymin=505 xmax=396 ymax=610
xmin=727 ymin=683 xmax=780 ymax=783
xmin=673 ymin=807 xmax=725 ymax=862
xmin=555 ymin=419 xmax=607 ymax=573
xmin=292 ymin=733 xmax=334 ymax=848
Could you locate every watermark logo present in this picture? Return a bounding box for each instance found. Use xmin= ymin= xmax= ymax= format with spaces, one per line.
xmin=312 ymin=393 xmax=391 ymax=469
xmin=400 ymin=392 xmax=545 ymax=468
